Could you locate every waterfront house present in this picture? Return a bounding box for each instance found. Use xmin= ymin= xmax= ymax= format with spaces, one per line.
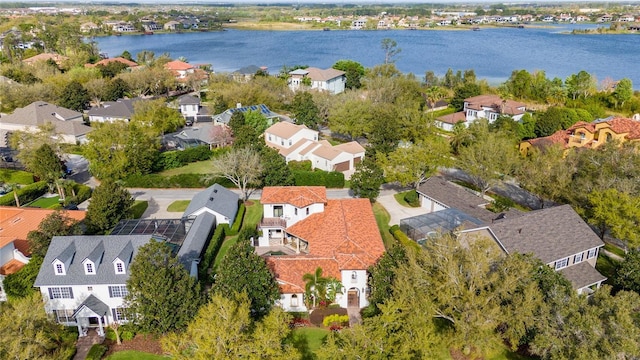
xmin=436 ymin=94 xmax=526 ymax=131
xmin=86 ymin=57 xmax=139 ymax=70
xmin=22 ymin=53 xmax=68 ymax=67
xmin=288 ymin=67 xmax=346 ymax=95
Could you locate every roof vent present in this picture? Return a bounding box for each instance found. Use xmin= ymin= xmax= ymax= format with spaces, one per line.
xmin=518 ymin=228 xmax=522 ymax=234
xmin=209 ymin=197 xmax=214 ymax=201
xmin=213 ymin=189 xmax=217 ymax=193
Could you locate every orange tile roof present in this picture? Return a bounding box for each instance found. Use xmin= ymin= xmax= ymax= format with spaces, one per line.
xmin=0 ymin=207 xmax=86 ymax=250
xmin=86 ymin=57 xmax=138 ymax=68
xmin=165 ymin=60 xmax=194 ymax=71
xmin=265 ymin=198 xmax=385 ymax=292
xmin=261 ymin=186 xmax=327 ymax=208
xmin=0 ymin=258 xmax=26 ymax=275
xmin=527 ymin=117 xmax=640 ymax=149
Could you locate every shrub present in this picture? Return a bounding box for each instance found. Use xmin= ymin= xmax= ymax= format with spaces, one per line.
xmin=288 ymin=160 xmax=312 ymax=171
xmin=393 ymin=229 xmax=420 ymax=251
xmin=389 ymin=224 xmax=400 ymax=234
xmin=293 ymin=170 xmax=345 ymax=188
xmin=228 ymin=203 xmax=245 ymax=236
xmin=86 ymin=344 xmax=107 ymax=360
xmin=105 ymin=328 xmax=117 ymax=341
xmin=404 ymin=190 xmax=420 ymax=207
xmin=199 ymin=225 xmax=227 ymax=281
xmin=121 ymin=331 xmax=135 ymax=341
xmin=323 ymin=314 xmax=349 ymax=327
xmin=290 ymin=318 xmax=312 ymax=328
xmin=0 ymin=181 xmax=48 ymax=206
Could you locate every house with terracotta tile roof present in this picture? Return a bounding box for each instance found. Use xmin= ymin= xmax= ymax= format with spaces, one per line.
xmin=22 ymin=53 xmax=68 ymax=67
xmin=265 ymin=121 xmax=365 ymax=179
xmin=436 ymin=94 xmax=526 ymax=131
xmin=257 ymin=186 xmax=385 ymax=311
xmin=85 ymin=57 xmax=139 ymax=69
xmin=519 ymin=116 xmax=640 ymax=156
xmin=0 ymin=207 xmax=85 ymax=301
xmin=0 ymin=101 xmax=92 ymax=144
xmin=288 ymin=67 xmax=346 ymax=94
xmin=164 ymin=60 xmax=206 ymax=82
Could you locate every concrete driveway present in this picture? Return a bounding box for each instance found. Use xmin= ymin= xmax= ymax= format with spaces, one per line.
xmin=376 ymin=193 xmax=426 ymax=226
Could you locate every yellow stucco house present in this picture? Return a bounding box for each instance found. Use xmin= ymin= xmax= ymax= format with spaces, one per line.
xmin=520 ymin=117 xmax=640 ymax=156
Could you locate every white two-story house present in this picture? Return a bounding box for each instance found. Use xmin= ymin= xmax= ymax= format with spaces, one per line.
xmin=436 ymin=94 xmax=527 ymax=131
xmin=257 ymin=186 xmax=385 ymax=311
xmin=264 ymin=122 xmax=365 ymax=179
xmin=288 ymin=67 xmax=346 ymax=95
xmin=34 ymin=235 xmax=152 ymax=337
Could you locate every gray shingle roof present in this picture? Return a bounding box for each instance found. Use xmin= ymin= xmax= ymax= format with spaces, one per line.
xmin=87 ymin=98 xmax=139 ymax=120
xmin=417 ymin=177 xmax=515 ymax=223
xmin=559 ymin=261 xmax=607 ymax=289
xmin=179 ymin=94 xmax=200 ymax=106
xmin=488 ymin=205 xmax=604 ymax=264
xmin=34 ymin=235 xmax=152 ymax=287
xmin=0 ymin=101 xmax=92 ymax=137
xmin=72 ymin=294 xmax=110 ymax=318
xmin=183 ymin=183 xmax=239 ymax=224
xmin=177 ymin=211 xmax=216 ymax=272
xmin=213 ymin=104 xmax=280 ymax=125
xmin=84 ymin=242 xmax=104 ymax=265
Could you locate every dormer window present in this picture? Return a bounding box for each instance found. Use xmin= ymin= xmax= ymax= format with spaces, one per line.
xmin=53 ymin=260 xmax=66 ymax=275
xmin=114 ymin=261 xmax=125 ymax=274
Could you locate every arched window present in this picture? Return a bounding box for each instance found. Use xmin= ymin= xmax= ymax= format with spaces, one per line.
xmin=290 ymin=294 xmax=299 ymax=307
xmin=351 ymin=271 xmax=357 ymax=282
xmin=606 ymin=133 xmax=612 ymax=142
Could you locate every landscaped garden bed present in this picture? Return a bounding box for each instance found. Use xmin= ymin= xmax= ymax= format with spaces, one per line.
xmin=309 ymin=307 xmax=347 ymax=327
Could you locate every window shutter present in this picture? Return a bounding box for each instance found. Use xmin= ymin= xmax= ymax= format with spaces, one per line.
xmin=111 ymin=308 xmax=117 ymax=320
xmin=48 ymin=288 xmax=53 ymax=299
xmin=68 ymin=287 xmax=74 ymax=299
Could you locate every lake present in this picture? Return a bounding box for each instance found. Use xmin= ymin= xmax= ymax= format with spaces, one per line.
xmin=95 ymin=25 xmax=640 ymax=88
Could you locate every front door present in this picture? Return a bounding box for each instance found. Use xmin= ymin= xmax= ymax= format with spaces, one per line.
xmin=347 ymin=289 xmax=359 ymax=307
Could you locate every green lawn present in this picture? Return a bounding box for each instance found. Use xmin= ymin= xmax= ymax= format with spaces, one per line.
xmin=167 ymin=200 xmax=191 ymax=212
xmin=289 ymin=327 xmax=330 ymax=354
xmin=129 ymin=200 xmax=149 ymax=219
xmin=596 ymin=253 xmax=619 ymax=280
xmin=0 ymin=169 xmax=34 ymax=185
xmin=604 ymin=243 xmax=626 ymax=258
xmin=372 ymin=202 xmax=396 ymax=249
xmin=27 ymin=195 xmax=60 ymax=208
xmin=104 ymin=350 xmax=167 ymax=360
xmin=159 ymin=160 xmax=213 ymax=176
xmin=213 ymin=201 xmax=263 ymax=269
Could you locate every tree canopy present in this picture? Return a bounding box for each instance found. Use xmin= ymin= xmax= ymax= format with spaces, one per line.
xmin=211 ymin=147 xmax=263 ymax=201
xmin=125 ymin=241 xmax=204 ymax=335
xmin=84 ymin=180 xmax=133 ymax=235
xmin=27 ymin=210 xmax=82 ymax=258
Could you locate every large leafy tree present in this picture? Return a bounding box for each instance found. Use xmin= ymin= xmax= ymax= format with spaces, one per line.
xmin=332 ymin=59 xmax=365 ymax=89
xmin=456 ymin=126 xmax=520 ymax=196
xmin=290 ymin=92 xmax=319 ymax=129
xmin=0 ymin=293 xmax=76 ymax=359
xmin=565 ymin=70 xmax=596 ymax=100
xmin=349 ymin=157 xmax=384 ymax=202
xmin=27 ymin=210 xmax=82 ymax=258
xmin=587 ymin=189 xmax=640 ymax=244
xmin=211 ymin=237 xmax=280 ymax=318
xmin=260 ymin=146 xmax=294 ymax=187
xmin=516 ymin=145 xmax=572 ymax=209
xmin=84 ymin=180 xmax=133 ymax=235
xmin=126 ymin=241 xmax=204 ymax=335
xmin=365 ymin=244 xmax=408 ymax=316
xmin=131 ymin=98 xmax=184 ymax=135
xmin=84 ymin=121 xmax=160 ymax=180
xmin=211 ymin=147 xmax=263 ymax=201
xmin=2 ymin=257 xmax=43 ymax=299
xmin=380 ymin=137 xmax=452 ymax=189
xmin=450 ymin=82 xmax=481 ymax=110
xmin=25 ymin=143 xmax=64 ymax=189
xmin=613 ymin=250 xmax=640 ymax=294
xmin=162 ymin=293 xmax=299 ymax=359
xmin=58 ymin=80 xmax=90 ymax=111
xmin=611 ymin=78 xmax=633 ymax=109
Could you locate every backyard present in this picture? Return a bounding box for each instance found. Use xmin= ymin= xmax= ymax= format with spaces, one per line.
xmin=213 ymin=201 xmax=264 ymax=269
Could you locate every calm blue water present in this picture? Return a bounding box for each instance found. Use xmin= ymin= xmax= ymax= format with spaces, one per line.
xmin=95 ymin=25 xmax=640 ymax=88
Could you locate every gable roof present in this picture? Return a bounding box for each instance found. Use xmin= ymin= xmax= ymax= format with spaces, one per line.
xmin=178 ymin=94 xmax=200 ymax=106
xmin=261 ymin=186 xmax=327 ymax=208
xmin=183 ymin=183 xmax=239 ymax=221
xmin=437 ymin=111 xmax=466 ymax=125
xmin=72 ymin=294 xmax=109 ymax=318
xmin=235 ymin=65 xmax=262 ymax=74
xmin=0 ymin=101 xmax=92 ymax=137
xmin=34 ymin=235 xmax=153 ymax=287
xmin=177 ymin=211 xmax=216 ymax=272
xmin=305 ymin=67 xmax=346 ymax=82
xmin=417 ymin=177 xmax=507 ymax=223
xmin=22 ymin=53 xmax=68 ymax=66
xmin=88 ymin=98 xmax=139 ymax=119
xmin=464 ymin=94 xmax=526 ymax=116
xmin=265 ymin=121 xmax=315 ymax=139
xmin=214 ymin=104 xmax=280 ymax=125
xmin=487 ymin=204 xmax=604 ymax=264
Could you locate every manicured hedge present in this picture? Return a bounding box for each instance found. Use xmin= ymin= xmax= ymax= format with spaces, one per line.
xmin=153 ymin=145 xmax=214 ymax=171
xmin=392 ymin=228 xmax=420 ymax=251
xmin=404 ymin=190 xmax=420 ymax=207
xmin=228 ymin=203 xmax=245 ymax=236
xmin=199 ymin=224 xmax=228 ymax=282
xmin=293 ymin=170 xmax=345 ymax=188
xmin=63 ymin=182 xmax=92 ymax=206
xmin=0 ymin=181 xmax=48 ymax=206
xmin=123 ymin=174 xmax=234 ymax=188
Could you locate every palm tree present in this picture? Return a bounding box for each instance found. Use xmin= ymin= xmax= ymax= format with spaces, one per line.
xmin=302 ymin=267 xmax=328 ymax=309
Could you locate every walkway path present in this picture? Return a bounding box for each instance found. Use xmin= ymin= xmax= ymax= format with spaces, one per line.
xmin=73 ymin=330 xmax=104 ymax=360
xmin=347 ymin=307 xmax=362 ymax=326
